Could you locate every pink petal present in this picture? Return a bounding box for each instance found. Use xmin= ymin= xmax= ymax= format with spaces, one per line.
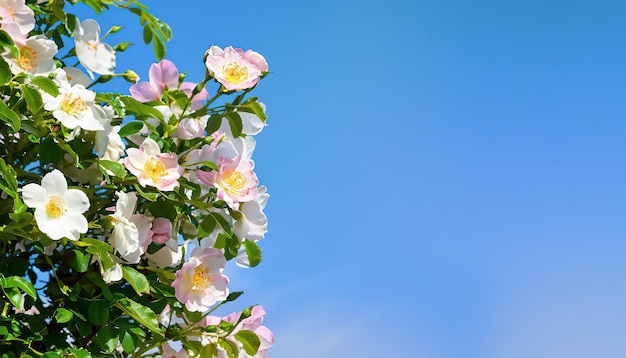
xmin=129 ymin=82 xmax=161 ymax=102
xmin=150 ymin=59 xmax=179 ymax=90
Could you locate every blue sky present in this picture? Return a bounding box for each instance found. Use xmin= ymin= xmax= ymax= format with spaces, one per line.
xmin=77 ymin=0 xmax=626 ymax=357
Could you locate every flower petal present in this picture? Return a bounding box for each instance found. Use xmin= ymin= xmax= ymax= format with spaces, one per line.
xmin=63 ymin=188 xmax=90 ymax=214
xmin=21 ymin=183 xmax=46 ymax=208
xmin=60 ymin=214 xmax=88 ymax=240
xmin=129 ymin=82 xmax=161 ymax=102
xmin=41 ymin=170 xmax=67 ymax=196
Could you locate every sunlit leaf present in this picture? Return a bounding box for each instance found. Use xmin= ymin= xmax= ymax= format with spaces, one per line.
xmin=121 ymin=266 xmax=150 ymax=296
xmin=115 ymin=298 xmax=163 ymax=336
xmin=235 ymin=330 xmax=261 ymax=356
xmin=54 ymin=308 xmax=73 ymax=324
xmin=0 ymin=100 xmax=20 ymax=132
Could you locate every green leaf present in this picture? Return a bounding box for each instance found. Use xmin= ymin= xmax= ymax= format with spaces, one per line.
xmin=118 ymin=121 xmax=144 ymax=137
xmin=79 ymin=237 xmax=113 ymax=254
xmin=247 ymin=101 xmax=268 ymax=121
xmin=50 ymin=0 xmax=67 ymax=22
xmin=21 ymin=85 xmax=43 ymax=114
xmin=70 ymin=309 xmax=87 ymax=322
xmin=0 ymin=29 xmax=14 ymax=47
xmin=76 ymin=238 xmax=114 ymax=269
xmin=235 ymin=330 xmax=261 ymax=356
xmin=54 ymin=308 xmax=73 ymax=324
xmin=6 ymin=287 xmax=23 ymax=308
xmin=153 ymin=36 xmax=166 ymax=60
xmin=211 ymin=211 xmax=233 ymax=235
xmin=88 ymin=300 xmax=109 ymax=326
xmin=31 ymin=76 xmax=59 ymax=97
xmin=0 ymin=30 xmax=18 ymax=58
xmin=142 ymin=24 xmax=152 ymax=44
xmin=218 ymin=338 xmax=239 ymax=358
xmin=0 ymin=100 xmax=20 ymax=132
xmin=226 ymin=291 xmax=244 ymax=302
xmin=98 ymin=325 xmax=118 ymax=353
xmin=40 ymin=137 xmax=62 ymax=165
xmin=225 ymin=112 xmax=243 ymax=137
xmin=199 ymin=343 xmax=218 ymax=358
xmin=206 ymin=114 xmax=223 ymax=136
xmin=84 ymin=272 xmax=113 ymax=301
xmin=0 ymin=57 xmax=10 ymax=85
xmin=242 ymin=240 xmax=262 ymax=267
xmin=70 ymin=249 xmax=91 ymax=273
xmin=42 ymin=353 xmax=61 ymax=358
xmin=82 ymin=0 xmax=103 ymax=13
xmin=68 ymin=348 xmax=92 ymax=358
xmin=120 ymin=96 xmax=164 ymax=121
xmin=121 ymin=266 xmax=150 ymax=296
xmin=198 ymin=213 xmax=217 ymax=238
xmin=98 ymin=159 xmax=127 ymax=178
xmin=115 ymin=298 xmax=163 ymax=336
xmin=133 ymin=184 xmax=159 ymax=201
xmin=120 ymin=329 xmax=136 ymax=353
xmin=0 ymin=276 xmax=36 ymax=298
xmin=0 ymin=158 xmax=17 ymax=189
xmin=66 ymin=13 xmax=78 ymax=33
xmin=146 ymin=200 xmax=177 ymax=221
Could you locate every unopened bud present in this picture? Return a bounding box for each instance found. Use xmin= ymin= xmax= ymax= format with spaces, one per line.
xmin=114 ymin=42 xmax=132 ymax=52
xmin=108 ymin=25 xmax=124 ymax=34
xmin=122 ymin=70 xmax=140 ymax=83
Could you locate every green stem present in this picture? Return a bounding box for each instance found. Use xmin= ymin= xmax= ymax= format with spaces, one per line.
xmin=1 ymin=301 xmax=9 ymax=317
xmin=43 ymin=254 xmax=70 ymax=296
xmin=28 ymin=343 xmax=43 ymax=356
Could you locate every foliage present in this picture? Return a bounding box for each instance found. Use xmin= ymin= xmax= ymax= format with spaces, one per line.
xmin=0 ymin=0 xmax=273 ymax=356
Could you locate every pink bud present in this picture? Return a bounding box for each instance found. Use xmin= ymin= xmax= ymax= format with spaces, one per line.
xmin=151 ymin=217 xmax=172 ymax=244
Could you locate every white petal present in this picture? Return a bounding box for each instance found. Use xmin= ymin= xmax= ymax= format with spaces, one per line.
xmin=64 ymin=188 xmax=90 ymax=214
xmin=115 ymin=191 xmax=137 ymax=219
xmin=112 ymin=220 xmax=139 ymax=256
xmin=21 ymin=183 xmax=46 ymax=208
xmin=239 ymin=111 xmax=265 ymax=135
xmin=60 ymin=214 xmax=88 ymax=239
xmin=75 ymin=19 xmax=100 ymax=41
xmin=35 ymin=210 xmax=65 ymax=240
xmin=41 ymin=170 xmax=67 ymax=196
xmin=101 ymin=261 xmax=123 ymax=283
xmin=63 ymin=67 xmax=91 ymax=86
xmin=140 ymin=137 xmax=161 ymax=155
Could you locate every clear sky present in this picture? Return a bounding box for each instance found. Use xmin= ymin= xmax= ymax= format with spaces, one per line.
xmin=76 ymin=0 xmax=626 ymax=357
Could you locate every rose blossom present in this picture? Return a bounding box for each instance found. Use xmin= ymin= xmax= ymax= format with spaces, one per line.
xmin=205 ymin=45 xmax=268 ymax=91
xmin=20 ymin=170 xmax=89 ymax=241
xmin=197 ymin=155 xmax=259 ymax=210
xmin=124 ymin=137 xmax=183 ymax=191
xmin=130 ymin=59 xmax=208 ymax=109
xmin=200 ymin=305 xmax=274 ymax=357
xmin=172 ymin=247 xmax=229 ymax=312
xmin=74 ymin=19 xmax=115 ymax=77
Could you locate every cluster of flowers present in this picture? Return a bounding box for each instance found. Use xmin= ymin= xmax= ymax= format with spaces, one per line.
xmin=0 ymin=0 xmax=273 ymax=356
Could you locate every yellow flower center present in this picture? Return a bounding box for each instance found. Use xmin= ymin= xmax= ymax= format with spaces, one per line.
xmin=191 ymin=266 xmax=212 ymax=290
xmin=18 ymin=47 xmax=37 ymax=71
xmin=222 ymin=62 xmax=248 ymax=85
xmin=221 ymin=169 xmax=245 ymax=194
xmin=87 ymin=40 xmax=98 ymax=52
xmin=144 ymin=158 xmax=166 ymax=180
xmin=60 ymin=92 xmax=88 ymax=116
xmin=45 ymin=195 xmax=66 ymax=219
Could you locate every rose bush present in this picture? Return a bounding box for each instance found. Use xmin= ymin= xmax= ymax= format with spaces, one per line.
xmin=0 ymin=0 xmax=273 ymax=356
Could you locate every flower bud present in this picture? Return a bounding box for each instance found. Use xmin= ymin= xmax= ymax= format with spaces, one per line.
xmin=122 ymin=70 xmax=140 ymax=83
